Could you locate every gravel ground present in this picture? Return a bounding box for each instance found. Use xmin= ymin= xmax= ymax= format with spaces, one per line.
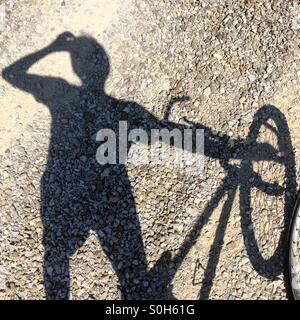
xmin=0 ymin=0 xmax=300 ymax=299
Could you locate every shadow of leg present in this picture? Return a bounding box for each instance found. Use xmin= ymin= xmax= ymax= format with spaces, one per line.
xmin=96 ymin=223 xmax=148 ymax=300
xmin=95 ymin=187 xmax=148 ymax=300
xmin=41 ymin=203 xmax=89 ymax=300
xmin=43 ymin=237 xmax=71 ymax=300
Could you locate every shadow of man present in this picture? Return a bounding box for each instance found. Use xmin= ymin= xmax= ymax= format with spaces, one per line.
xmin=2 ymin=32 xmax=176 ymax=299
xmin=3 ymin=32 xmax=296 ymax=300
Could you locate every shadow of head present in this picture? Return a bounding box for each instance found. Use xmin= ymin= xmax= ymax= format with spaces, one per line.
xmin=58 ymin=32 xmax=110 ymax=90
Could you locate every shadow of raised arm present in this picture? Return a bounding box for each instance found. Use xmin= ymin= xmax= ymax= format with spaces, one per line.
xmin=2 ymin=32 xmax=76 ymax=96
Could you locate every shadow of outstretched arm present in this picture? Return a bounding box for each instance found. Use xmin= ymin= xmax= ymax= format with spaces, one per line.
xmin=129 ymin=99 xmax=250 ymax=161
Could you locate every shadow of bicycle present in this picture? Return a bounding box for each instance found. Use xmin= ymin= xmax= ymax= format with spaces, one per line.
xmin=152 ymin=105 xmax=297 ymax=299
